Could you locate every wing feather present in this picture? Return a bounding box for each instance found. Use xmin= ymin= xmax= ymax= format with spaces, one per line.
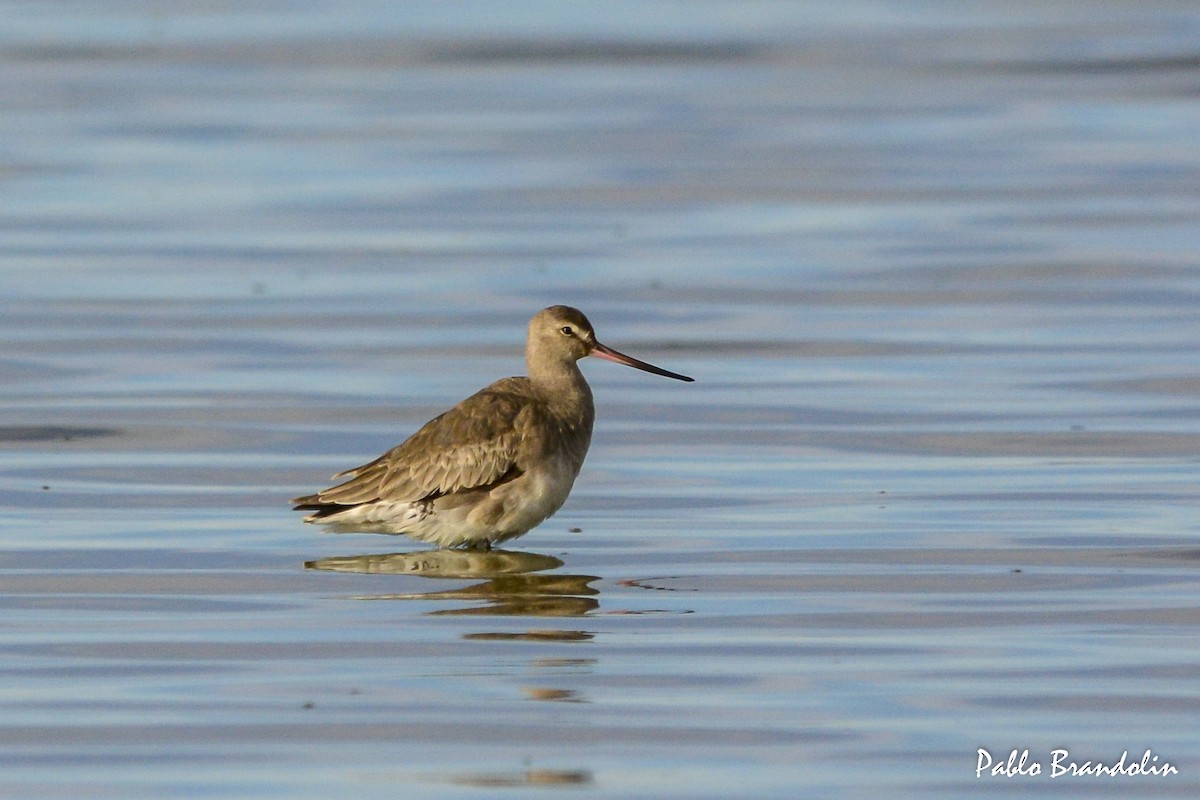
xmin=294 ymin=379 xmax=536 ymax=510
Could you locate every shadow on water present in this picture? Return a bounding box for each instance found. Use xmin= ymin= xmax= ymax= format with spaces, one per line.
xmin=304 ymin=549 xmax=601 ymax=618
xmin=0 ymin=425 xmax=120 ymax=442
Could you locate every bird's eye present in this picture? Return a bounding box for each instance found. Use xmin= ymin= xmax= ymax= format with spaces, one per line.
xmin=560 ymin=326 xmax=574 ymax=336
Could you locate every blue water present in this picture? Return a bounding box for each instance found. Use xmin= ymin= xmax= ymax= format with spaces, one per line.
xmin=2 ymin=2 xmax=1200 ymax=797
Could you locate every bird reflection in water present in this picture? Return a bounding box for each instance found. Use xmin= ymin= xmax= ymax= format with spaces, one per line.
xmin=446 ymin=769 xmax=593 ymax=788
xmin=306 ymin=548 xmax=598 ymax=727
xmin=304 ymin=548 xmax=600 ymax=618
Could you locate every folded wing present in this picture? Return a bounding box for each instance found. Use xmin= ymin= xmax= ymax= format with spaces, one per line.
xmin=292 ymin=380 xmax=535 ymax=514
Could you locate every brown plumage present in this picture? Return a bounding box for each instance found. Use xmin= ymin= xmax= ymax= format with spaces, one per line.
xmin=292 ymin=306 xmax=692 ymax=549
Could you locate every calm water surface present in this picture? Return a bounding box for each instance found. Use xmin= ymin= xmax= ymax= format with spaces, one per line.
xmin=2 ymin=2 xmax=1199 ymax=798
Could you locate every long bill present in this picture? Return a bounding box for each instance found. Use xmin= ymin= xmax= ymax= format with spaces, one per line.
xmin=589 ymin=341 xmax=694 ymax=382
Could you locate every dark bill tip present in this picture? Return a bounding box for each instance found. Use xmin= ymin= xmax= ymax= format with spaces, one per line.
xmin=590 ymin=341 xmax=694 ymax=382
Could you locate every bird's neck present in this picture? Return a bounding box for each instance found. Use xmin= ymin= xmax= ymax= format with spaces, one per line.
xmin=528 ymin=358 xmax=594 ymax=429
